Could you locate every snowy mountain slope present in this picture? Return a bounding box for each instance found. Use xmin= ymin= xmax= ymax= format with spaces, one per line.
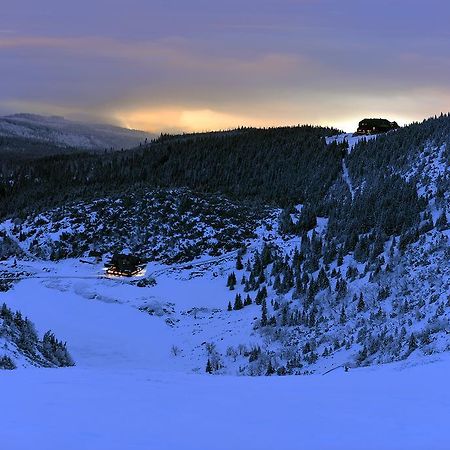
xmin=1 ymin=196 xmax=449 ymax=376
xmin=0 ymin=298 xmax=74 ymax=369
xmin=1 ymin=116 xmax=450 ymax=448
xmin=0 ymin=113 xmax=153 ymax=150
xmin=0 ymin=114 xmax=449 ymax=377
xmin=4 ymin=277 xmax=176 ymax=370
xmin=325 ymin=132 xmax=376 ymax=153
xmin=2 ymin=188 xmax=269 ymax=263
xmin=0 ymin=227 xmax=450 ymax=450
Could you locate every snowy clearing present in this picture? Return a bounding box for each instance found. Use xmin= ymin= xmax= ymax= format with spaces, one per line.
xmin=1 ymin=255 xmax=449 ymax=449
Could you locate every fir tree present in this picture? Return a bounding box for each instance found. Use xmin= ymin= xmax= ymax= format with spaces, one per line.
xmin=226 ymin=272 xmax=237 ymax=290
xmin=0 ymin=355 xmax=16 ymax=370
xmin=408 ymin=334 xmax=418 ymax=352
xmin=357 ymin=293 xmax=365 ymax=312
xmin=339 ymin=304 xmax=347 ymax=324
xmin=233 ymin=293 xmax=243 ymax=310
xmin=317 ymin=267 xmax=330 ymax=290
xmin=336 ymin=278 xmax=347 ymax=299
xmin=337 ymin=249 xmax=344 ymax=266
xmin=261 ymin=299 xmax=268 ymax=326
xmin=266 ymin=359 xmax=276 ymax=376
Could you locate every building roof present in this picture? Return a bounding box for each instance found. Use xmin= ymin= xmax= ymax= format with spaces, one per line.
xmin=357 ymin=118 xmax=399 ymax=133
xmin=105 ymin=253 xmax=146 ymax=275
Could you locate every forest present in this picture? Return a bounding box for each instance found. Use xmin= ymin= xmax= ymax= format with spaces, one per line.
xmin=3 ymin=116 xmax=449 ymax=257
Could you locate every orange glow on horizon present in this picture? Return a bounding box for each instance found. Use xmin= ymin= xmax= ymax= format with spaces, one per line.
xmin=114 ymin=107 xmax=293 ymax=134
xmin=115 ymin=107 xmax=411 ymax=135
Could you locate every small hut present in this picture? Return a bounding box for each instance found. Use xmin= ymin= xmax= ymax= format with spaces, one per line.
xmin=104 ymin=253 xmax=146 ymax=277
xmin=356 ymin=118 xmax=399 ymax=135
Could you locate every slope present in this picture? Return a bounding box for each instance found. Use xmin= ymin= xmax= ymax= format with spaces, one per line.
xmin=0 ymin=113 xmax=153 ymax=151
xmin=1 ymin=353 xmax=449 ymax=450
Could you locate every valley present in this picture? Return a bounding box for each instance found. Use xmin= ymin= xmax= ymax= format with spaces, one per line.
xmin=1 ymin=116 xmax=449 ymax=449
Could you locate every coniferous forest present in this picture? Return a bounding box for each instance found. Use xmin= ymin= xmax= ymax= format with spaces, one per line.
xmin=2 ymin=116 xmax=446 ymax=259
xmin=1 ymin=114 xmax=450 ymax=375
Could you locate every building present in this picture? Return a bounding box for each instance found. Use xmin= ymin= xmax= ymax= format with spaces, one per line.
xmin=104 ymin=253 xmax=146 ymax=277
xmin=356 ymin=118 xmax=399 ymax=135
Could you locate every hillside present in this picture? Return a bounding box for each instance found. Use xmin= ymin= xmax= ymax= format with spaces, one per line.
xmin=0 ymin=300 xmax=74 ymax=369
xmin=0 ymin=114 xmax=449 ymax=448
xmin=0 ymin=115 xmax=448 ymax=373
xmin=0 ymin=113 xmax=153 ymax=151
xmin=3 ymin=188 xmax=268 ymax=263
xmin=0 ymin=125 xmax=341 ymax=218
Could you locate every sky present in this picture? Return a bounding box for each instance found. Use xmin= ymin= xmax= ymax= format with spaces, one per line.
xmin=1 ymin=0 xmax=450 ymax=133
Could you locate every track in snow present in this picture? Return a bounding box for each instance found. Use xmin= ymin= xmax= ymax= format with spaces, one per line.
xmin=342 ymin=158 xmax=355 ymax=200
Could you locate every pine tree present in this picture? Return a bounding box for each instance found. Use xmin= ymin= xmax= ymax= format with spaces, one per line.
xmin=278 ymin=305 xmax=287 ymax=326
xmin=266 ymin=359 xmax=275 ymax=376
xmin=261 ymin=299 xmax=268 ymax=326
xmin=206 ymin=358 xmax=212 ymax=374
xmin=408 ymin=334 xmax=418 ymax=352
xmin=317 ymin=267 xmax=330 ymax=290
xmin=420 ymin=330 xmax=431 ymax=345
xmin=0 ymin=355 xmax=16 ymax=370
xmin=436 ymin=210 xmax=448 ymax=231
xmin=273 ymin=274 xmax=281 ymax=292
xmin=279 ymin=207 xmax=295 ymax=235
xmin=357 ymin=293 xmax=365 ymax=312
xmin=42 ymin=331 xmax=74 ymax=367
xmin=227 ymin=272 xmax=237 ymax=290
xmin=255 ymin=287 xmax=267 ymax=305
xmin=339 ymin=304 xmax=347 ymax=324
xmin=227 ymin=301 xmax=232 ymax=311
xmin=236 ymin=254 xmax=244 ymax=270
xmin=261 ymin=243 xmax=273 ymax=267
xmin=357 ymin=346 xmax=368 ymax=364
xmin=337 ymin=250 xmax=344 ymax=266
xmin=336 ymin=278 xmax=347 ymax=299
xmin=233 ymin=293 xmax=243 ymax=310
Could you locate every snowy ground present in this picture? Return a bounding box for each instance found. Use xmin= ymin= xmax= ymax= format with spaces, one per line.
xmin=326 ymin=132 xmax=378 ymax=153
xmin=1 ymin=256 xmax=450 ymax=449
xmin=2 ymin=355 xmax=450 ymax=450
xmin=0 ymin=257 xmax=260 ymax=372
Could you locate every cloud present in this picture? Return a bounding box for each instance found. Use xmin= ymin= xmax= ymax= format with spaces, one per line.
xmin=1 ymin=1 xmax=450 ymax=133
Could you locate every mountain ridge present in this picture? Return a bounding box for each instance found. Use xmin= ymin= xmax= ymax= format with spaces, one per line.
xmin=0 ymin=113 xmax=153 ymax=151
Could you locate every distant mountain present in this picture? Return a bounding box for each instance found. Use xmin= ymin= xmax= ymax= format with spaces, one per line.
xmin=0 ymin=113 xmax=153 ymax=150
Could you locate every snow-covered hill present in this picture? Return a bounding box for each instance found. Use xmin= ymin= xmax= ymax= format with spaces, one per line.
xmin=1 ymin=236 xmax=449 ymax=448
xmin=1 ymin=181 xmax=449 ymax=376
xmin=325 ymin=131 xmax=376 ymax=153
xmin=0 ymin=113 xmax=153 ymax=150
xmin=1 ymin=115 xmax=450 ymax=449
xmin=0 ymin=299 xmax=74 ymax=369
xmin=2 ymin=188 xmax=268 ymax=263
